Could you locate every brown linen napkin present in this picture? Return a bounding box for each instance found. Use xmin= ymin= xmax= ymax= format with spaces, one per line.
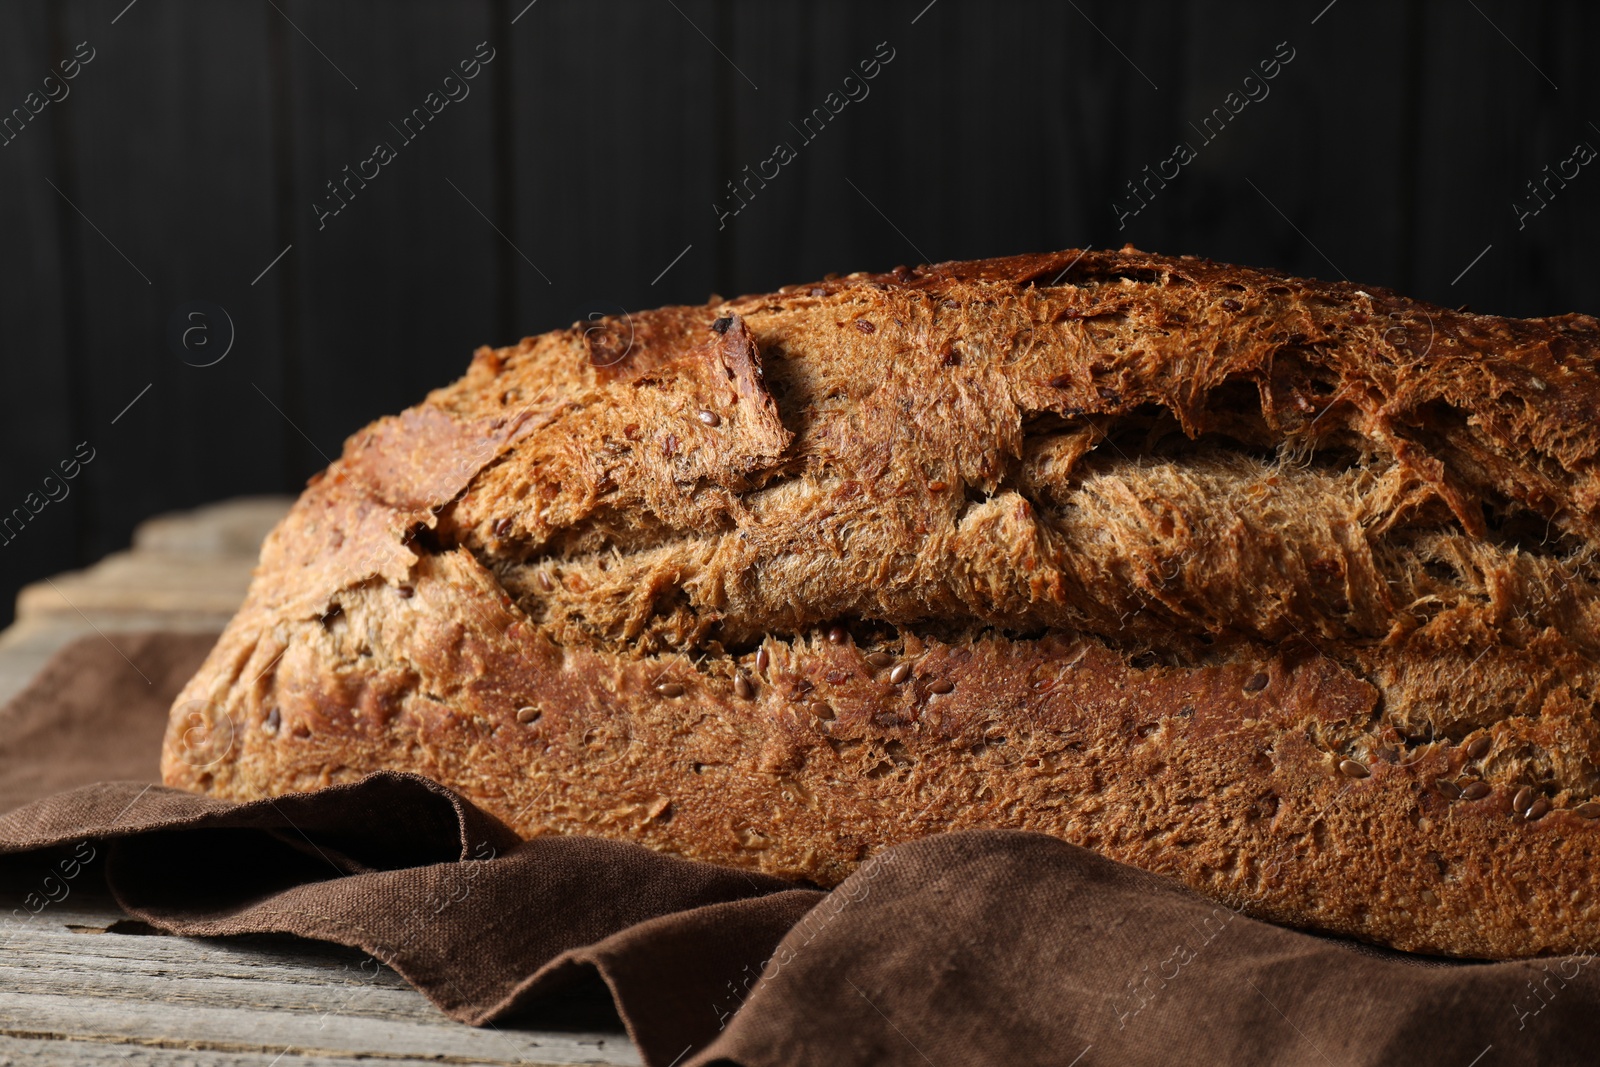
xmin=0 ymin=630 xmax=217 ymax=812
xmin=2 ymin=634 xmax=1598 ymax=1067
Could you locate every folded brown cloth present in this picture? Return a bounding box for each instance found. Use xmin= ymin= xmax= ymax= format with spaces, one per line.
xmin=2 ymin=634 xmax=1598 ymax=1066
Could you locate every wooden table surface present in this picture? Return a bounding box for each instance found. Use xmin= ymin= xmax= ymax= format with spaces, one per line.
xmin=0 ymin=498 xmax=641 ymax=1066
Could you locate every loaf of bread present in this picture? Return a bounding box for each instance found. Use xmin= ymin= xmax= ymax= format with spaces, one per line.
xmin=162 ymin=247 xmax=1600 ymax=958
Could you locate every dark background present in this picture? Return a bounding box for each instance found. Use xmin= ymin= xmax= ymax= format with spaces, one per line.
xmin=1 ymin=0 xmax=1595 ymax=628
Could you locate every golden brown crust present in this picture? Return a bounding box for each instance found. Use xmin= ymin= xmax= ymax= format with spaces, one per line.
xmin=163 ymin=247 xmax=1600 ymax=958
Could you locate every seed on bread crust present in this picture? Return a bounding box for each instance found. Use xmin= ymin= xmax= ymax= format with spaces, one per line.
xmin=1513 ymin=786 xmax=1536 ymax=815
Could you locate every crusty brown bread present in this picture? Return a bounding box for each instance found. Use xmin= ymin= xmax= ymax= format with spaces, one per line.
xmin=162 ymin=247 xmax=1600 ymax=959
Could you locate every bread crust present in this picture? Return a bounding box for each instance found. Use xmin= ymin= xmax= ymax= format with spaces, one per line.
xmin=162 ymin=247 xmax=1600 ymax=958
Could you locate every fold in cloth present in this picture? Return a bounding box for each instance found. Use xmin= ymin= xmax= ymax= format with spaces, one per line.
xmin=1 ymin=634 xmax=1596 ymax=1066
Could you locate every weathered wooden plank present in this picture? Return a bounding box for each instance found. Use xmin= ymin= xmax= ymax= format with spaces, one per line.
xmin=0 ymin=1033 xmax=596 ymax=1067
xmin=0 ymin=886 xmax=639 ymax=1066
xmin=0 ymin=496 xmax=287 ymax=705
xmin=0 ymin=618 xmax=133 ymax=708
xmin=0 ymin=495 xmax=639 ymax=1062
xmin=0 ymin=991 xmax=636 ymax=1066
xmin=6 ymin=497 xmax=286 ymax=670
xmin=15 ymin=551 xmax=260 ymax=620
xmin=130 ymin=496 xmax=292 ymax=558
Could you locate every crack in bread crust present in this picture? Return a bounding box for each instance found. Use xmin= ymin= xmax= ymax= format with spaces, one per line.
xmin=163 ymin=247 xmax=1600 ymax=958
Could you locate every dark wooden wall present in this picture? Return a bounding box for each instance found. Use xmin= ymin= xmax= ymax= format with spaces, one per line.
xmin=2 ymin=0 xmax=1596 ymax=627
